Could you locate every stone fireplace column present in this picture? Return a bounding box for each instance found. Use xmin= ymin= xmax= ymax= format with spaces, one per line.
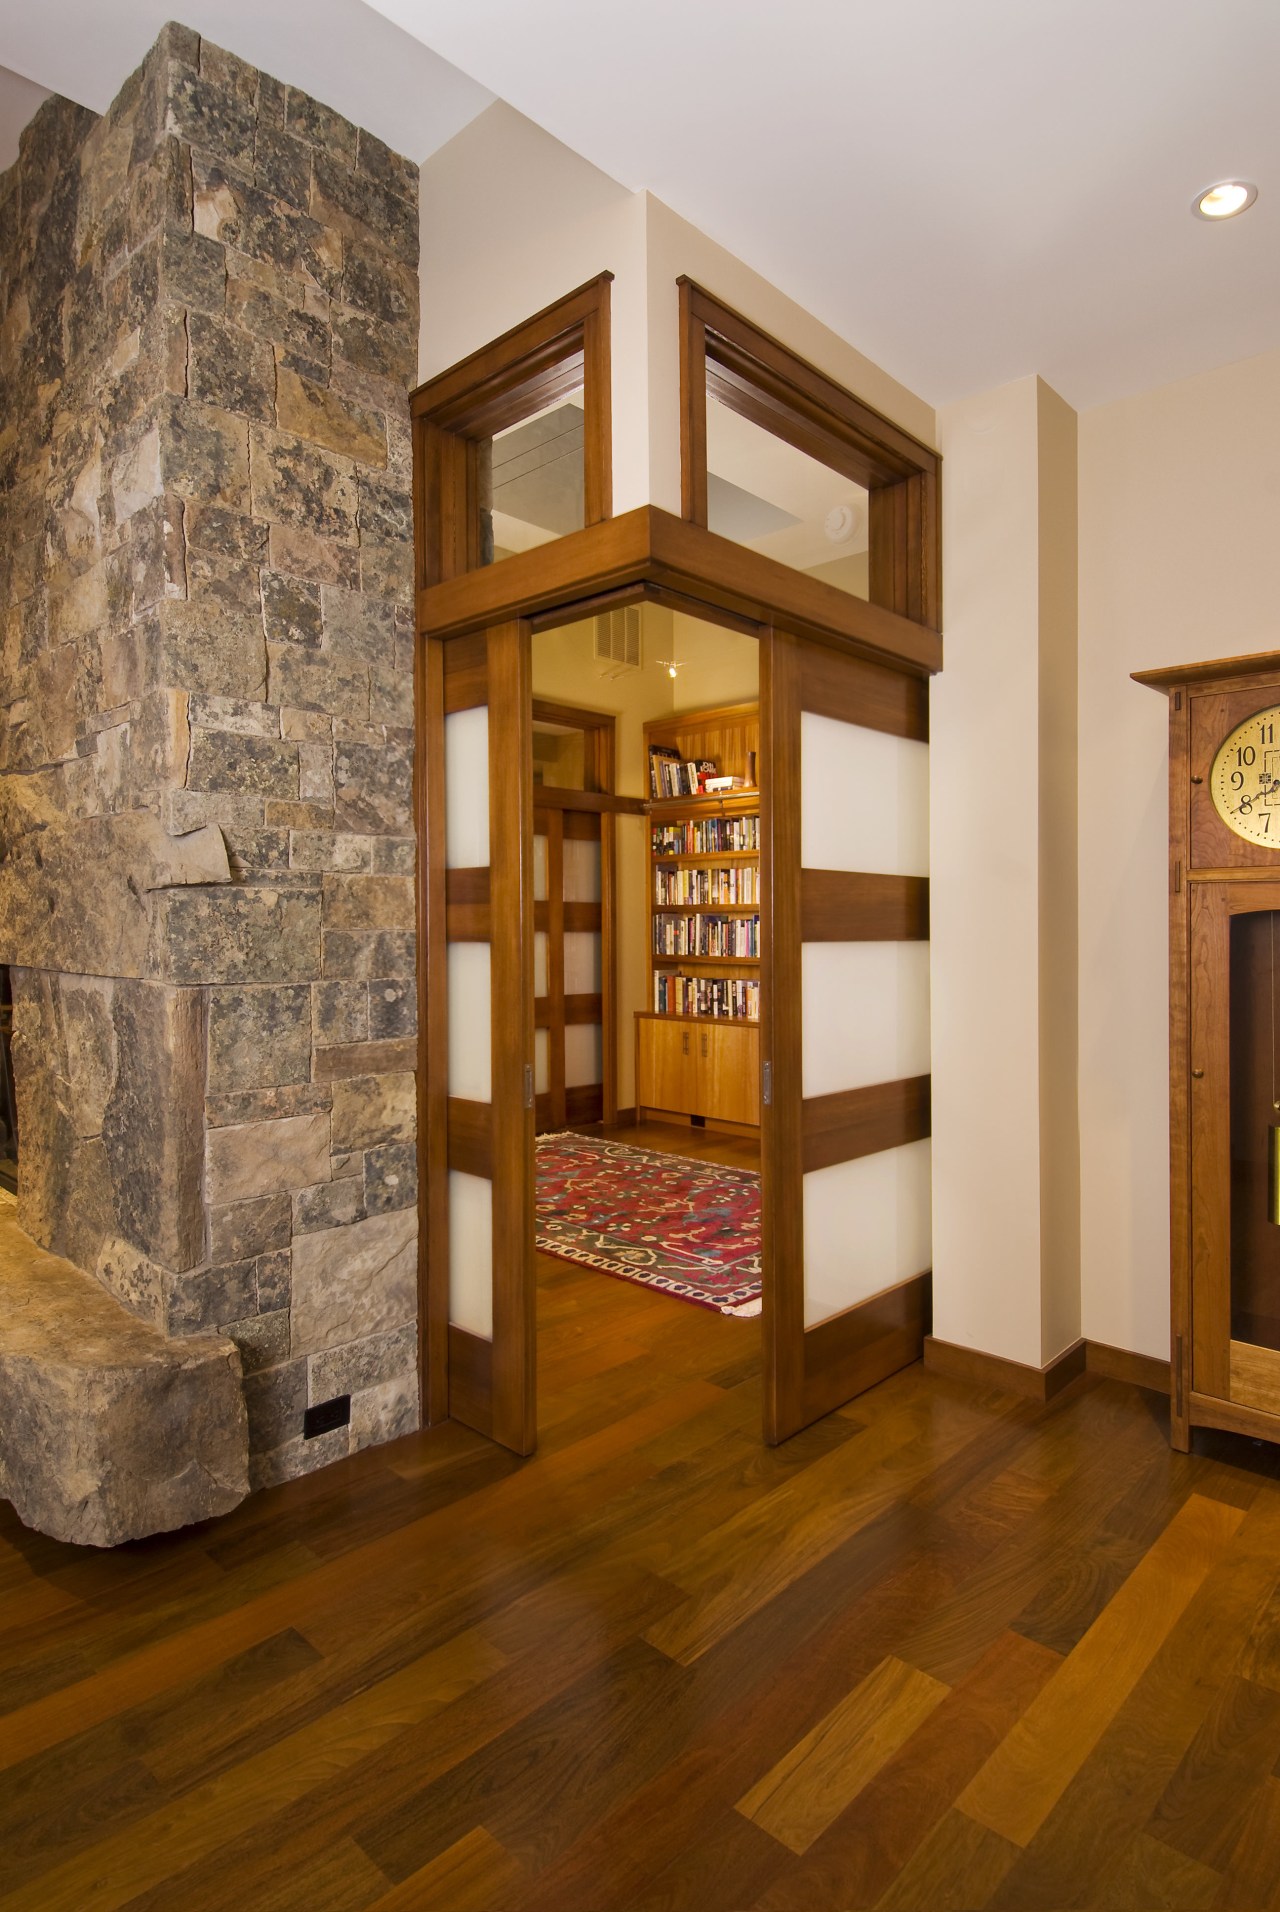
xmin=0 ymin=25 xmax=422 ymax=1494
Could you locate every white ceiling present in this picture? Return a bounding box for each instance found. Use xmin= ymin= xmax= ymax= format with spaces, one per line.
xmin=3 ymin=1 xmax=1277 ymax=410
xmin=367 ymin=0 xmax=1280 ymax=411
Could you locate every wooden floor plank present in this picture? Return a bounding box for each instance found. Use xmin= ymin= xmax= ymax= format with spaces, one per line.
xmin=736 ymin=1655 xmax=949 ymax=1854
xmin=1088 ymin=1830 xmax=1221 ymax=1911
xmin=983 ymin=1483 xmax=1280 ymax=1910
xmin=646 ymin=1383 xmax=998 ymax=1664
xmin=872 ymin=1805 xmax=1022 ymax=1911
xmin=364 ymin=1826 xmax=526 ymax=1911
xmin=1145 ymin=1671 xmax=1280 ymax=1873
xmin=0 ymin=1629 xmax=505 ymax=1912
xmin=1212 ymin=1773 xmax=1280 ymax=1909
xmin=957 ymin=1492 xmax=1245 ymax=1848
xmin=750 ymin=1629 xmax=1061 ymax=1911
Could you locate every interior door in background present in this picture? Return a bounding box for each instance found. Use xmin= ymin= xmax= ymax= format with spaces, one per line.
xmin=761 ymin=628 xmax=932 ymax=1443
xmin=531 ymin=703 xmax=618 ymax=1132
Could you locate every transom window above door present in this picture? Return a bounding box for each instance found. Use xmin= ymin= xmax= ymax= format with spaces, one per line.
xmin=679 ymin=280 xmax=940 ymax=630
xmin=412 ymin=274 xmax=612 ymax=586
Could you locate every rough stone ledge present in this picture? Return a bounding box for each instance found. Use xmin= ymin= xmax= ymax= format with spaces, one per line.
xmin=0 ymin=1201 xmax=250 ymax=1547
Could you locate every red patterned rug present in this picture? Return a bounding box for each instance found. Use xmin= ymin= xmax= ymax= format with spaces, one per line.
xmin=535 ymin=1132 xmax=761 ymax=1315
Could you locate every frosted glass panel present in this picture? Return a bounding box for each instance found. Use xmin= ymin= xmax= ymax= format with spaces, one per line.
xmin=535 ymin=1027 xmax=549 ymax=1095
xmin=449 ymin=1169 xmax=493 ymax=1336
xmin=801 ymin=711 xmax=928 ymax=876
xmin=564 ymin=931 xmax=601 ymax=994
xmin=445 ymin=706 xmax=490 ymax=868
xmin=534 ymin=931 xmax=549 ymax=998
xmin=802 ymin=942 xmax=930 ymax=1098
xmin=447 ymin=941 xmax=491 ymax=1102
xmin=563 ymin=837 xmax=601 ymax=902
xmin=565 ymin=1022 xmax=603 ymax=1088
xmin=533 ymin=833 xmax=548 ymax=901
xmin=803 ymin=1140 xmax=932 ymax=1327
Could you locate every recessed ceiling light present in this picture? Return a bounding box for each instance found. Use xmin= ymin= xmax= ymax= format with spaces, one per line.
xmin=1192 ymin=179 xmax=1258 ymax=221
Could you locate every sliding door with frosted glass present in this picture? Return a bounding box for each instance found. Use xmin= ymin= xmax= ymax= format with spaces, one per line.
xmin=424 ymin=621 xmax=535 ymax=1454
xmin=533 ymin=804 xmax=609 ymax=1131
xmin=761 ymin=629 xmax=931 ymax=1442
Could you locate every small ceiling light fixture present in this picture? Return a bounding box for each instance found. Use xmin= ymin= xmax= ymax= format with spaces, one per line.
xmin=1192 ymin=179 xmax=1258 ymax=221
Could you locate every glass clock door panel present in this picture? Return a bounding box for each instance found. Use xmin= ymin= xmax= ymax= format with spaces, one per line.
xmin=1228 ymin=911 xmax=1280 ymax=1351
xmin=1227 ymin=908 xmax=1280 ymax=1423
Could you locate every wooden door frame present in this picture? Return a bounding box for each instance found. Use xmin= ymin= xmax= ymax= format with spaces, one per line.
xmin=415 ymin=516 xmax=943 ymax=1441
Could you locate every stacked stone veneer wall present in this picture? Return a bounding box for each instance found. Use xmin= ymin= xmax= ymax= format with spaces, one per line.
xmin=0 ymin=25 xmax=421 ymax=1489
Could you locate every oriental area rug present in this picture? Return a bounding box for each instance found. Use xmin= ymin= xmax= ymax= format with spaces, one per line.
xmin=535 ymin=1132 xmax=762 ymax=1315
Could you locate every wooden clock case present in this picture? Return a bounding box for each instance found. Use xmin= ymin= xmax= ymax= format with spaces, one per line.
xmin=1138 ymin=650 xmax=1280 ymax=1451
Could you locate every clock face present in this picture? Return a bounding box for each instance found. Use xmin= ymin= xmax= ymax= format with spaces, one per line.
xmin=1211 ymin=705 xmax=1280 ymax=845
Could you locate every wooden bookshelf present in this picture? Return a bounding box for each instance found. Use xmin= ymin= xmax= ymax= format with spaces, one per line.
xmin=638 ymin=702 xmax=761 ymax=1131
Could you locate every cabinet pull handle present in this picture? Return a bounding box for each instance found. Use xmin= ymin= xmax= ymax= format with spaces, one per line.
xmin=1192 ymin=1069 xmax=1204 ymax=1079
xmin=682 ymin=1030 xmax=690 ymax=1055
xmin=701 ymin=1033 xmax=709 ymax=1058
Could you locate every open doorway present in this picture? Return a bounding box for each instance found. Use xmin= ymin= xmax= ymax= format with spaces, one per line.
xmin=529 ymin=604 xmax=764 ymax=1407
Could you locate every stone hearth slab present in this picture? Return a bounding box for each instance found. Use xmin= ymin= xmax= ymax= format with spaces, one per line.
xmin=0 ymin=1196 xmax=250 ymax=1546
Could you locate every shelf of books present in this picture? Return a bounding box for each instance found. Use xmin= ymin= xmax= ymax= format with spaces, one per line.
xmin=637 ymin=702 xmax=762 ymax=1129
xmin=642 ymin=702 xmax=761 ymax=1030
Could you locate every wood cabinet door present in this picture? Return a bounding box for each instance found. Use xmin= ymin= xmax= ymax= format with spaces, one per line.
xmin=696 ymin=1023 xmax=761 ymax=1124
xmin=637 ymin=1018 xmax=695 ymax=1115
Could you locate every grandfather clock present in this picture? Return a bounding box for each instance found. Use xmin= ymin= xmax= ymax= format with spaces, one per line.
xmin=1138 ymin=650 xmax=1280 ymax=1451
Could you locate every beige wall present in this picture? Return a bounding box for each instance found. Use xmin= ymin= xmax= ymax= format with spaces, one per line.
xmin=932 ymin=377 xmax=1046 ymax=1365
xmin=1078 ymin=345 xmax=1280 ymax=1359
xmin=931 ymin=375 xmax=1080 ymax=1368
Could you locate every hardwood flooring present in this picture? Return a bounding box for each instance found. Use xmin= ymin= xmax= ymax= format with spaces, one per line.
xmin=4 ymin=1254 xmax=1280 ymax=1907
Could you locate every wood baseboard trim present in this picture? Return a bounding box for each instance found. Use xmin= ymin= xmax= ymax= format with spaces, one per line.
xmin=1086 ymin=1341 xmax=1170 ymax=1393
xmin=925 ymin=1335 xmax=1172 ymax=1404
xmin=923 ymin=1335 xmax=1087 ymax=1403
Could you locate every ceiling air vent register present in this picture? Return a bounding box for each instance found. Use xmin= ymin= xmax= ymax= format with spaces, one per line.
xmin=595 ymin=606 xmax=642 ymax=677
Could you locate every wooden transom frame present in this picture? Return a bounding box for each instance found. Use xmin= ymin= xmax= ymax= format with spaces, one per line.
xmin=412 ymin=274 xmax=613 ymax=587
xmin=678 ymin=279 xmax=942 ymax=633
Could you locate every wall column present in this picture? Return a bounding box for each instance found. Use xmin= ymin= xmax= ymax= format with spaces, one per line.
xmin=930 ymin=375 xmax=1080 ymax=1370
